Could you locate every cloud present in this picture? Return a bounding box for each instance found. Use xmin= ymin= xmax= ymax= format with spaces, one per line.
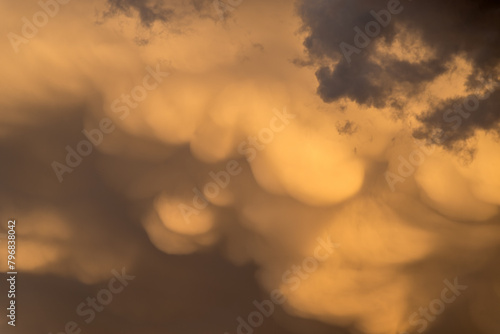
xmin=104 ymin=0 xmax=175 ymax=27
xmin=1 ymin=0 xmax=500 ymax=334
xmin=298 ymin=0 xmax=500 ymax=114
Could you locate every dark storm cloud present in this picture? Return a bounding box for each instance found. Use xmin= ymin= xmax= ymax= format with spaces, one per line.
xmin=414 ymin=88 xmax=500 ymax=148
xmin=298 ymin=0 xmax=500 ymax=123
xmin=104 ymin=0 xmax=218 ymax=26
xmin=105 ymin=0 xmax=175 ymax=27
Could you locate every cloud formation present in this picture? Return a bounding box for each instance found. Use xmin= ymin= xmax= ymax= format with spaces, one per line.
xmin=299 ymin=0 xmax=500 ymax=142
xmin=0 ymin=1 xmax=500 ymax=334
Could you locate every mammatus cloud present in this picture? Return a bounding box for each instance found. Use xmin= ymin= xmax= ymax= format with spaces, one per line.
xmin=0 ymin=0 xmax=500 ymax=334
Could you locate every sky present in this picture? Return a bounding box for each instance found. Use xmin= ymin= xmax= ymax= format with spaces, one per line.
xmin=0 ymin=0 xmax=499 ymax=334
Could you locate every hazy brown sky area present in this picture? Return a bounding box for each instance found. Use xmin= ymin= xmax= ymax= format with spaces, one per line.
xmin=1 ymin=0 xmax=500 ymax=333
